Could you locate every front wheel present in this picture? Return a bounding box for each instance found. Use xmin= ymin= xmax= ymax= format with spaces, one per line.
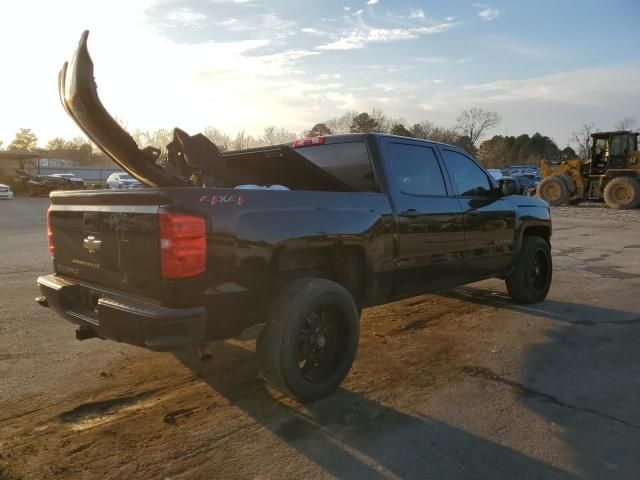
xmin=506 ymin=236 xmax=552 ymax=304
xmin=257 ymin=278 xmax=360 ymax=402
xmin=537 ymin=175 xmax=570 ymax=206
xmin=603 ymin=177 xmax=640 ymax=210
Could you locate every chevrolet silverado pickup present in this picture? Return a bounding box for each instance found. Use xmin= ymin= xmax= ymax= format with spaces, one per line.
xmin=37 ymin=32 xmax=552 ymax=401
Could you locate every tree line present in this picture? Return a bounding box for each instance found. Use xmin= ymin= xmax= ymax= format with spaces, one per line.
xmin=2 ymin=110 xmax=636 ymax=169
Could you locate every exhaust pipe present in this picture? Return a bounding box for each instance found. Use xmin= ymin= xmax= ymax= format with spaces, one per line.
xmin=197 ymin=343 xmax=213 ymax=362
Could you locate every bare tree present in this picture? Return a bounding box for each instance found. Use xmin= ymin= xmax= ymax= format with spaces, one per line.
xmin=410 ymin=120 xmax=436 ymax=139
xmin=202 ymin=127 xmax=232 ymax=151
xmin=261 ymin=126 xmax=298 ymax=146
xmin=570 ymin=122 xmax=596 ymax=160
xmin=324 ymin=111 xmax=358 ymax=134
xmin=455 ymin=107 xmax=501 ymax=146
xmin=614 ymin=116 xmax=637 ymax=131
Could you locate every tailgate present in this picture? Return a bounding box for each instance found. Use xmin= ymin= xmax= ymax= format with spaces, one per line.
xmin=49 ymin=190 xmax=170 ymax=299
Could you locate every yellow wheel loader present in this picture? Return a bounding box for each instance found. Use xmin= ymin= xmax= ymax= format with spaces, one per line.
xmin=539 ymin=131 xmax=640 ymax=209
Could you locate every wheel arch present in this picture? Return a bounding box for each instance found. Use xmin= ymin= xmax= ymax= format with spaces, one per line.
xmin=271 ymin=244 xmax=368 ymax=307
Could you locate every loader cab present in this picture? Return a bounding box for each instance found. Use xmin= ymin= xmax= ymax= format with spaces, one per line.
xmin=589 ymin=131 xmax=639 ymax=175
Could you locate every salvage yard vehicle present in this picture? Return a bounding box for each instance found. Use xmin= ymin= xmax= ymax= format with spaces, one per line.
xmin=26 ymin=175 xmax=77 ymax=196
xmin=51 ymin=173 xmax=85 ymax=189
xmin=106 ymin=171 xmax=142 ymax=189
xmin=0 ymin=183 xmax=14 ymax=199
xmin=538 ymin=131 xmax=640 ymax=209
xmin=36 ymin=31 xmax=553 ymax=402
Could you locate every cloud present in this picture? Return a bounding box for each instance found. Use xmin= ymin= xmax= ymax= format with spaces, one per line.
xmin=317 ymin=73 xmax=341 ymax=81
xmin=417 ymin=56 xmax=448 ymax=64
xmin=477 ymin=7 xmax=500 ymax=21
xmin=413 ymin=66 xmax=640 ymax=139
xmin=408 ymin=9 xmax=425 ymax=19
xmin=315 ymin=21 xmax=458 ymax=50
xmin=215 ymin=12 xmax=297 ymax=36
xmin=300 ymin=27 xmax=327 ymax=36
xmin=366 ymin=0 xmax=379 ymax=4
xmin=164 ymin=7 xmax=206 ymax=27
xmin=352 ymin=9 xmax=364 ymax=16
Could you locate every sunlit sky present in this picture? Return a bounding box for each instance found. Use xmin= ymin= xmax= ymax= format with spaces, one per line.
xmin=1 ymin=0 xmax=639 ymax=149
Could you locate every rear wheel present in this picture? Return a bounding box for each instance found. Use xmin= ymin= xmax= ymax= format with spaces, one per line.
xmin=506 ymin=236 xmax=552 ymax=304
xmin=257 ymin=278 xmax=360 ymax=402
xmin=603 ymin=177 xmax=640 ymax=210
xmin=537 ymin=175 xmax=570 ymax=206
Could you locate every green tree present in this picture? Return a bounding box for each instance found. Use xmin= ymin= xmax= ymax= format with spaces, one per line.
xmin=308 ymin=123 xmax=333 ymax=137
xmin=410 ymin=121 xmax=436 ymax=139
xmin=390 ymin=123 xmax=413 ymax=137
xmin=47 ymin=137 xmax=69 ymax=150
xmin=350 ymin=112 xmax=381 ymax=133
xmin=453 ymin=136 xmax=477 ymax=156
xmin=561 ymin=146 xmax=578 ymax=159
xmin=8 ymin=128 xmax=38 ymax=151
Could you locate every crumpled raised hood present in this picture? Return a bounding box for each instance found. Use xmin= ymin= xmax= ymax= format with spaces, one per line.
xmin=59 ymin=30 xmax=188 ymax=187
xmin=59 ymin=31 xmax=354 ymax=192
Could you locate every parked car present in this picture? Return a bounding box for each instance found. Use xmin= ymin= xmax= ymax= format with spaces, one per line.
xmin=26 ymin=175 xmax=76 ymax=196
xmin=0 ymin=183 xmax=14 ymax=199
xmin=487 ymin=168 xmax=503 ymax=180
xmin=51 ymin=173 xmax=85 ymax=189
xmin=37 ymin=31 xmax=553 ymax=403
xmin=106 ymin=172 xmax=142 ymax=189
xmin=515 ymin=174 xmax=541 ymax=197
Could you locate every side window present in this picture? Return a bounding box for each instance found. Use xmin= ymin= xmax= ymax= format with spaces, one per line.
xmin=388 ymin=143 xmax=447 ymax=196
xmin=441 ymin=149 xmax=493 ymax=196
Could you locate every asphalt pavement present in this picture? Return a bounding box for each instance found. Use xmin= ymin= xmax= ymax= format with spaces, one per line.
xmin=1 ymin=197 xmax=639 ymax=479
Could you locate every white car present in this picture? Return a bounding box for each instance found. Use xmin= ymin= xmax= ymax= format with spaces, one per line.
xmin=0 ymin=183 xmax=13 ymax=199
xmin=106 ymin=172 xmax=142 ymax=189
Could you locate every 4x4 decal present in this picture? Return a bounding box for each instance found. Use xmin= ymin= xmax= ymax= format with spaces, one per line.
xmin=199 ymin=195 xmax=246 ymax=206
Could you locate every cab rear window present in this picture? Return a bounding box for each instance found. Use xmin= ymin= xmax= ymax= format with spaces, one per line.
xmin=296 ymin=142 xmax=379 ymax=192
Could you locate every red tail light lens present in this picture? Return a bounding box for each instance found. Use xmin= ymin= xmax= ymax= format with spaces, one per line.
xmin=159 ymin=211 xmax=207 ymax=279
xmin=292 ymin=136 xmax=325 ymax=148
xmin=47 ymin=207 xmax=55 ymax=257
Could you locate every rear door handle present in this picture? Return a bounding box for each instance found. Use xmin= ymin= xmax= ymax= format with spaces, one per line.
xmin=400 ymin=209 xmax=420 ymax=218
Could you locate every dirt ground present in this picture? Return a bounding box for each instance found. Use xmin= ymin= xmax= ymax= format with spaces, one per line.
xmin=1 ymin=198 xmax=639 ymax=479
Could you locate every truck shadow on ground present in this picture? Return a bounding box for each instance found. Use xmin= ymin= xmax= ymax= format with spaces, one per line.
xmin=437 ymin=286 xmax=640 ymax=479
xmin=177 ymin=339 xmax=578 ymax=479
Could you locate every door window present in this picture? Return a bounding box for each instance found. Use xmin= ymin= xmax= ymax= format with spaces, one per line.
xmin=611 ymin=135 xmax=629 ymax=157
xmin=388 ymin=143 xmax=447 ymax=196
xmin=441 ymin=149 xmax=493 ymax=196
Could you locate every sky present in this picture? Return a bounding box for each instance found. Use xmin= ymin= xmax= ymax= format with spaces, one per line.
xmin=1 ymin=0 xmax=639 ymax=149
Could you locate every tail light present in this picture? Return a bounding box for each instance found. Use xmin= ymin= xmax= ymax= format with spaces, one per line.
xmin=47 ymin=207 xmax=55 ymax=257
xmin=159 ymin=211 xmax=207 ymax=279
xmin=292 ymin=136 xmax=325 ymax=148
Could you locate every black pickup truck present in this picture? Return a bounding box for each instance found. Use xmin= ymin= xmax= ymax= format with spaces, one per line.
xmin=37 ymin=32 xmax=552 ymax=402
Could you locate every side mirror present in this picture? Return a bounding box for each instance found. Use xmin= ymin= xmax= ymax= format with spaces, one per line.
xmin=499 ymin=178 xmax=516 ymax=196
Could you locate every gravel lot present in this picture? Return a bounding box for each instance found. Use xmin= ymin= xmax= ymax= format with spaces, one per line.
xmin=1 ymin=197 xmax=639 ymax=479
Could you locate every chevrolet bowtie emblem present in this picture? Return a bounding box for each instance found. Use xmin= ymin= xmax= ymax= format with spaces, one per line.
xmin=83 ymin=235 xmax=102 ymax=254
